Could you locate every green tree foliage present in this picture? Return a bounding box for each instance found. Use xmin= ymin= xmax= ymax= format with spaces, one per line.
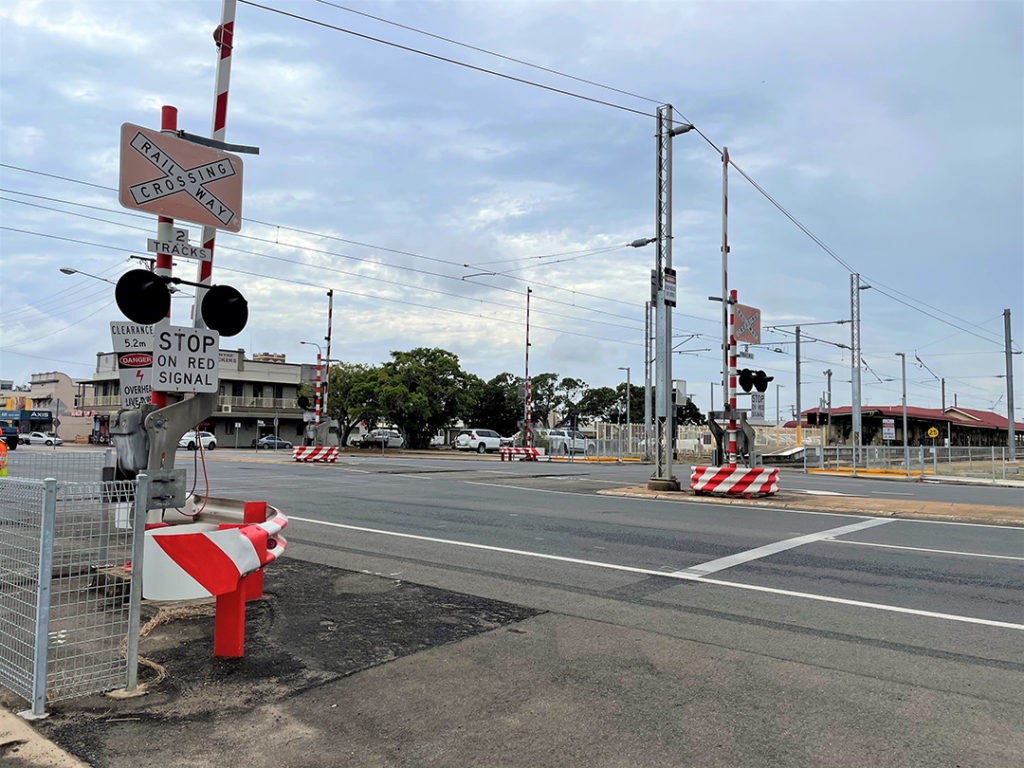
xmin=527 ymin=372 xmax=559 ymax=424
xmin=578 ymin=386 xmax=619 ymax=422
xmin=554 ymin=377 xmax=588 ymax=426
xmin=677 ymin=399 xmax=707 ymax=426
xmin=462 ymin=372 xmax=521 ymax=436
xmin=301 ymin=362 xmax=382 ymax=445
xmin=375 ymin=347 xmax=475 ymax=448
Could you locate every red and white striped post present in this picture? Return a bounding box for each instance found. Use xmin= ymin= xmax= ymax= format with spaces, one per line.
xmin=322 ymin=290 xmax=333 ymax=421
xmin=524 ymin=286 xmax=532 ymax=448
xmin=314 ymin=352 xmax=322 ymax=425
xmin=193 ymin=0 xmax=237 ymax=329
xmin=727 ymin=289 xmax=738 ymax=469
xmin=152 ymin=105 xmax=178 ymax=410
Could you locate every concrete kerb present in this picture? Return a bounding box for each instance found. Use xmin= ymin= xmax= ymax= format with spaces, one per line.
xmin=0 ymin=706 xmax=87 ymax=767
xmin=596 ymin=485 xmax=1024 ymax=527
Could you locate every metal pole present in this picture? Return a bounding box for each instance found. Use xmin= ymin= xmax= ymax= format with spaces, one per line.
xmin=795 ymin=326 xmax=802 ymax=446
xmin=27 ymin=478 xmax=58 ymax=718
xmin=644 ymin=301 xmax=652 ymax=461
xmin=525 ymin=287 xmax=532 ymax=448
xmin=820 ymin=395 xmax=826 ymax=469
xmin=626 ymin=367 xmax=631 ymax=457
xmin=727 ymin=290 xmax=737 ymax=469
xmin=125 ymin=473 xmax=150 ymax=691
xmin=194 ymin=0 xmax=237 ymax=328
xmin=896 ymin=352 xmax=909 ymax=477
xmin=649 ymin=104 xmax=680 ymax=489
xmin=851 ymin=273 xmax=862 ymax=473
xmin=721 ymin=146 xmax=730 ymax=411
xmin=1004 ymin=308 xmax=1016 ymax=461
xmin=151 ymin=106 xmax=178 ymax=410
xmin=824 ymin=369 xmax=833 ymax=444
xmin=314 ymin=352 xmax=322 ymax=426
xmin=776 ymin=384 xmax=781 ymax=447
xmin=322 ymin=290 xmax=333 ymax=434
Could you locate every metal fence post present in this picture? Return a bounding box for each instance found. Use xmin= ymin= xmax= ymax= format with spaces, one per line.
xmin=125 ymin=474 xmax=149 ymax=691
xmin=992 ymin=446 xmax=996 ymax=481
xmin=1001 ymin=447 xmax=1006 ymax=481
xmin=25 ymin=478 xmax=57 ymax=719
xmin=933 ymin=447 xmax=938 ymax=477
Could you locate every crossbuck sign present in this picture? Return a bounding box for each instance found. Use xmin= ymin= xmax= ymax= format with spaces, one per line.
xmin=119 ymin=123 xmax=243 ymax=232
xmin=734 ymin=303 xmax=761 ymax=345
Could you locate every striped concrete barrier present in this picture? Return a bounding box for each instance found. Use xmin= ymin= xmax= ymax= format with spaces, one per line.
xmin=500 ymin=447 xmax=540 ymax=461
xmin=292 ymin=446 xmax=339 ymax=462
xmin=691 ymin=466 xmax=779 ymax=497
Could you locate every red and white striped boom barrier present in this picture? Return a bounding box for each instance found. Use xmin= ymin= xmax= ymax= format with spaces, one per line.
xmin=292 ymin=446 xmax=339 ymax=462
xmin=500 ymin=446 xmax=540 ymax=461
xmin=691 ymin=466 xmax=779 ymax=497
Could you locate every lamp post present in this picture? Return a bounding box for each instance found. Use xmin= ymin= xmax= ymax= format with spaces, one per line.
xmin=851 ymin=275 xmax=871 ymax=473
xmin=618 ymin=366 xmax=631 ymax=461
xmin=895 ymin=352 xmax=909 ymax=477
xmin=775 ymin=383 xmax=784 ymax=447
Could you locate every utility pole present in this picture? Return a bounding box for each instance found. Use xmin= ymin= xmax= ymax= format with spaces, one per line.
xmin=648 ymin=104 xmax=692 ymax=491
xmin=942 ymin=377 xmax=950 ymax=448
xmin=524 ymin=287 xmax=532 ymax=449
xmin=776 ymin=383 xmax=783 ymax=447
xmin=1004 ymin=308 xmax=1017 ymax=461
xmin=721 ymin=146 xmax=730 ymax=411
xmin=896 ymin=352 xmax=909 ymax=477
xmin=322 ymin=290 xmax=333 ymax=433
xmin=644 ymin=300 xmax=652 ymax=461
xmin=824 ymin=368 xmax=833 ymax=443
xmin=795 ymin=326 xmax=802 ymax=446
xmin=850 ymin=274 xmax=864 ymax=472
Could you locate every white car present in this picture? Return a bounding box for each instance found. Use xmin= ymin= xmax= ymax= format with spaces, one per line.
xmin=546 ymin=428 xmax=596 ymax=455
xmin=178 ymin=430 xmax=217 ymax=450
xmin=455 ymin=428 xmax=503 ymax=454
xmin=23 ymin=431 xmax=63 ymax=446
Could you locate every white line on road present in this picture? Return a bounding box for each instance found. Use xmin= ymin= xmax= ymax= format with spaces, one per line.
xmin=671 ymin=518 xmax=894 ymax=577
xmin=823 ymin=538 xmax=1024 ymax=561
xmin=789 ymin=489 xmax=851 ymax=497
xmin=871 ymin=491 xmax=914 ymax=496
xmin=287 ymin=516 xmax=1024 ymax=631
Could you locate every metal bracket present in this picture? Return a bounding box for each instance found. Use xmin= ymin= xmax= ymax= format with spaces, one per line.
xmin=175 ymin=130 xmax=260 ymax=155
xmin=144 ymin=391 xmax=218 ymax=470
xmin=143 ymin=469 xmax=187 ymax=510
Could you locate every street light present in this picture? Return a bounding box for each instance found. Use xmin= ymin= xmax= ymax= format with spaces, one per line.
xmin=618 ymin=366 xmax=631 ymax=461
xmin=59 ymin=267 xmax=116 ymax=285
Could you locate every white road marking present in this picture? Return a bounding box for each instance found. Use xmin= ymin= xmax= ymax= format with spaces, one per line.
xmin=871 ymin=491 xmax=914 ymax=496
xmin=287 ymin=516 xmax=1024 ymax=631
xmin=790 ymin=489 xmax=850 ymax=497
xmin=395 ymin=474 xmax=432 ymax=480
xmin=671 ymin=518 xmax=894 ymax=577
xmin=823 ymin=538 xmax=1024 ymax=562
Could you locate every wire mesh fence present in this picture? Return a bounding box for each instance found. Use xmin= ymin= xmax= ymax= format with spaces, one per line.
xmin=0 ymin=452 xmax=144 ymax=716
xmin=803 ymin=445 xmax=1021 ymax=479
xmin=3 ymin=447 xmax=115 ymax=483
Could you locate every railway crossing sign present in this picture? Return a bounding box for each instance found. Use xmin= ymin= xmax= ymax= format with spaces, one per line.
xmin=119 ymin=123 xmax=243 ymax=231
xmin=148 ymin=227 xmax=212 ymax=262
xmin=735 ymin=304 xmax=761 ymax=345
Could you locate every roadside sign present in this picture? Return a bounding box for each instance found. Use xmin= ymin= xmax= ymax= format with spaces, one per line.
xmin=147 ymin=227 xmax=212 ymax=262
xmin=927 ymin=426 xmax=939 ymax=438
xmin=664 ymin=267 xmax=677 ymax=307
xmin=751 ymin=392 xmax=766 ymax=420
xmin=234 ymin=422 xmax=241 ymax=429
xmin=735 ymin=304 xmax=761 ymax=345
xmin=152 ymin=325 xmax=220 ymax=393
xmin=119 ymin=123 xmax=243 ymax=232
xmin=111 ymin=321 xmax=153 ymax=408
xmin=882 ymin=418 xmax=896 ymax=441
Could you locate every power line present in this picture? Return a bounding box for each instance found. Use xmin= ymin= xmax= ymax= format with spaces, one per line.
xmin=312 ymin=0 xmax=664 ymax=105
xmin=237 ymin=0 xmax=656 ymax=120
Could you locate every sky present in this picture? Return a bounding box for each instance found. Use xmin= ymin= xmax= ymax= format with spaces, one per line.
xmin=1 ymin=0 xmax=1021 ymax=420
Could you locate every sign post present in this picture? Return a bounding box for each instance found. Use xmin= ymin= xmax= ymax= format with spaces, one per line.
xmin=111 ymin=322 xmax=154 ymax=409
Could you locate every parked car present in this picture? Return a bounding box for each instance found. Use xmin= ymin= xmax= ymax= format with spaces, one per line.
xmin=255 ymin=435 xmax=293 ymax=450
xmin=22 ymin=431 xmax=63 ymax=446
xmin=455 ymin=428 xmax=504 ymax=453
xmin=178 ymin=430 xmax=216 ymax=450
xmin=359 ymin=429 xmax=404 ymax=449
xmin=546 ymin=428 xmax=596 ymax=455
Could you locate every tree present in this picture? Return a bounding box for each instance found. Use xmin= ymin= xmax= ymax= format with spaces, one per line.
xmin=677 ymin=399 xmax=707 ymax=426
xmin=578 ymin=386 xmax=619 ymax=422
xmin=302 ymin=362 xmax=382 ymax=446
xmin=461 ymin=372 xmax=521 ymax=436
xmin=553 ymin=377 xmax=588 ymax=427
xmin=375 ymin=347 xmax=475 ymax=448
xmin=527 ymin=372 xmax=559 ymax=425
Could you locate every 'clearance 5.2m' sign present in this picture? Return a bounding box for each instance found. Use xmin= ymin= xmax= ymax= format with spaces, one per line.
xmin=118 ymin=123 xmax=243 ymax=232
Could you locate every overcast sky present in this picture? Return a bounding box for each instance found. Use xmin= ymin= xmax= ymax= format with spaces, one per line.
xmin=1 ymin=0 xmax=1021 ymax=419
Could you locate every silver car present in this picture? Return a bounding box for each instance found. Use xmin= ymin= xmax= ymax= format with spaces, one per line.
xmin=546 ymin=428 xmax=596 ymax=455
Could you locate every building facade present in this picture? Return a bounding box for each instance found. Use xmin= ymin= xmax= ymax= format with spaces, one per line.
xmin=77 ymin=348 xmax=314 ymax=447
xmin=799 ymin=405 xmax=1023 ymax=448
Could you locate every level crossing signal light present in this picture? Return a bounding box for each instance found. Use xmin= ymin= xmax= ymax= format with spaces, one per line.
xmin=114 ymin=269 xmax=248 ymax=336
xmin=738 ymin=368 xmax=774 ymax=393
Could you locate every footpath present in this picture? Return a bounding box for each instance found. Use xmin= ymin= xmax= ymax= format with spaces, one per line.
xmin=2 ymin=469 xmax=1021 ymax=767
